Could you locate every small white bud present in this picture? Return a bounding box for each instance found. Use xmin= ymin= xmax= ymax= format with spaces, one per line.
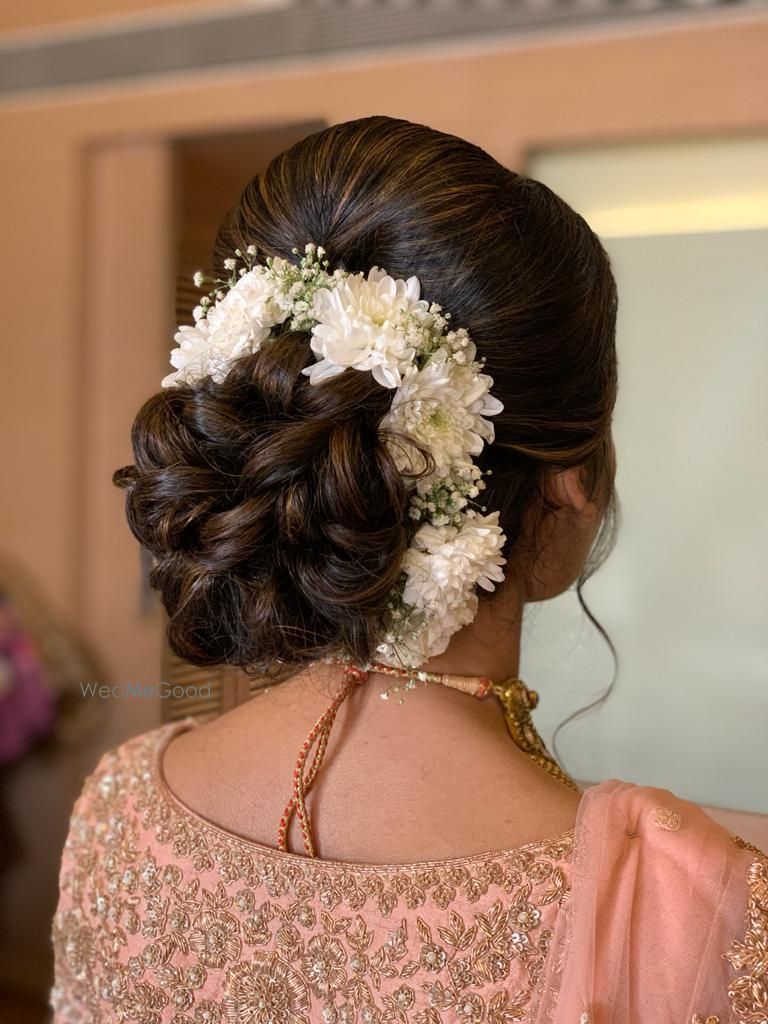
xmin=246 ymin=244 xmax=257 ymax=256
xmin=224 ymin=258 xmax=237 ymax=270
xmin=192 ymin=271 xmax=204 ymax=288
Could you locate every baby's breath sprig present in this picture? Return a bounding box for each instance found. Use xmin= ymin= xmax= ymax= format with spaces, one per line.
xmin=408 ymin=465 xmax=488 ymax=528
xmin=411 ymin=307 xmax=452 ymax=367
xmin=262 ymin=243 xmax=338 ymax=332
xmin=190 ymin=244 xmax=259 ymax=320
xmin=376 ymin=579 xmax=429 ymax=688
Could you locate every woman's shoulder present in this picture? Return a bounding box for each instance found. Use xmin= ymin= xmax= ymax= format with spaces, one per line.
xmin=572 ymin=776 xmax=768 ymax=965
xmin=95 ymin=717 xmax=189 ymax=768
xmin=65 ymin=719 xmax=192 ymax=827
xmin=579 ymin=775 xmax=767 ymax=860
xmin=531 ymin=776 xmax=768 ymax=1023
xmin=592 ymin=778 xmax=768 ymax=1011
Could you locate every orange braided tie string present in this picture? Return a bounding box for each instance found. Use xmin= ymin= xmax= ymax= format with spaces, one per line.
xmin=277 ymin=663 xmax=369 ymax=857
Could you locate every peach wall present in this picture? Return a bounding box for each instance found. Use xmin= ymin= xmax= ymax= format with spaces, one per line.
xmin=77 ymin=139 xmax=172 ymax=745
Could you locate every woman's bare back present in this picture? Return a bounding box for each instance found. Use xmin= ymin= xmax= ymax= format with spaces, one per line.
xmin=161 ymin=664 xmax=582 ymax=864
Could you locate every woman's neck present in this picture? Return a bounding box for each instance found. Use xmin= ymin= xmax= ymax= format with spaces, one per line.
xmin=282 ymin=587 xmax=524 ymax=708
xmin=265 ymin=582 xmax=525 ymax=721
xmin=393 ymin=586 xmax=524 ymax=684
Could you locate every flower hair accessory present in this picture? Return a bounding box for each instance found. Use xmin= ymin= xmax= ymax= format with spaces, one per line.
xmin=164 ymin=244 xmax=507 ymax=669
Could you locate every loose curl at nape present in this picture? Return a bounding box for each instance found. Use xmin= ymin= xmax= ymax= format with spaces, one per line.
xmin=113 ymin=332 xmax=434 ymax=674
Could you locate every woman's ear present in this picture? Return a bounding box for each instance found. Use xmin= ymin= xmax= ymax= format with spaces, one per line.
xmin=546 ymin=466 xmax=590 ymax=514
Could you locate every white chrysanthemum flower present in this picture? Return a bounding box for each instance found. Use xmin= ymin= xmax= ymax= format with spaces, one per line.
xmin=161 ymin=323 xmax=215 ymax=387
xmin=380 ymin=347 xmax=504 ymax=486
xmin=163 ymin=268 xmax=287 ymax=386
xmin=402 ymin=511 xmax=507 ymax=611
xmin=377 ymin=510 xmax=507 ymax=667
xmin=303 ymin=267 xmax=430 ymax=389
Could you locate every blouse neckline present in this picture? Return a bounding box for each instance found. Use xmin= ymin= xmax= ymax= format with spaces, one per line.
xmin=152 ymin=717 xmax=578 ymax=873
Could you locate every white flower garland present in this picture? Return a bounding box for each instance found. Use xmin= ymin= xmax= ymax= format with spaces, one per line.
xmin=163 ymin=244 xmax=507 ymax=669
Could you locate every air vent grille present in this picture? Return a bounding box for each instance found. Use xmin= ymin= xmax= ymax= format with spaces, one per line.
xmin=2 ymin=0 xmax=764 ymax=95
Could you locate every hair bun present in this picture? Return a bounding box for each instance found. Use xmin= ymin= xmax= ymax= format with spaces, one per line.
xmin=115 ymin=115 xmax=618 ymax=675
xmin=114 ymin=332 xmax=416 ymax=672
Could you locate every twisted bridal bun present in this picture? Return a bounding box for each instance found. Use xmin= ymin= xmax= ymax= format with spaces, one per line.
xmin=114 ymin=115 xmax=619 ymax=675
xmin=114 ymin=328 xmax=433 ymax=670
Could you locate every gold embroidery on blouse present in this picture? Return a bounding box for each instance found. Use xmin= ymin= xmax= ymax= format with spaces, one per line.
xmin=690 ymin=1016 xmax=720 ymax=1023
xmin=723 ymin=852 xmax=768 ymax=1024
xmin=51 ymin=726 xmax=575 ymax=1024
xmin=731 ymin=833 xmax=767 ymax=858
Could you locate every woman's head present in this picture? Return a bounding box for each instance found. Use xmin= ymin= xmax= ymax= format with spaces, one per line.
xmin=114 ymin=115 xmax=619 ymax=674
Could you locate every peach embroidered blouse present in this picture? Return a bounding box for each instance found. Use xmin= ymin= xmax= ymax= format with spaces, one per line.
xmin=51 ymin=719 xmax=768 ymax=1024
xmin=50 ymin=719 xmax=576 ymax=1024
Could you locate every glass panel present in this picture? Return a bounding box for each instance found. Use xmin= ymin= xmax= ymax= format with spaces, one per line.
xmin=528 ymin=136 xmax=768 ymax=236
xmin=523 ymin=138 xmax=768 ymax=814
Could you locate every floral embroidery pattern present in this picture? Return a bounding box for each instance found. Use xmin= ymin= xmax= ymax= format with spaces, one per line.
xmin=223 ymin=952 xmax=310 ymax=1024
xmin=51 ymin=724 xmax=575 ymax=1024
xmin=723 ymin=852 xmax=768 ymax=1024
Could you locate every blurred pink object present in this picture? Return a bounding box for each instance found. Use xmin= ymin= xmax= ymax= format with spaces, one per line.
xmin=0 ymin=592 xmax=57 ymax=765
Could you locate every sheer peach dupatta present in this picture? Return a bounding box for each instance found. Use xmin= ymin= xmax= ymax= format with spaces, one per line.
xmin=529 ymin=779 xmax=768 ymax=1023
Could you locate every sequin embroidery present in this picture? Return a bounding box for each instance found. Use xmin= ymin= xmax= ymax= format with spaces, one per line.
xmin=51 ymin=723 xmax=576 ymax=1024
xmin=723 ymin=851 xmax=768 ymax=1024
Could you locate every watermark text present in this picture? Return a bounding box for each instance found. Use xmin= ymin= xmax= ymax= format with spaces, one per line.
xmin=80 ymin=681 xmax=212 ymax=699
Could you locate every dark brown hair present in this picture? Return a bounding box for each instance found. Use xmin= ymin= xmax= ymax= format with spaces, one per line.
xmin=113 ymin=115 xmax=619 ymax=677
